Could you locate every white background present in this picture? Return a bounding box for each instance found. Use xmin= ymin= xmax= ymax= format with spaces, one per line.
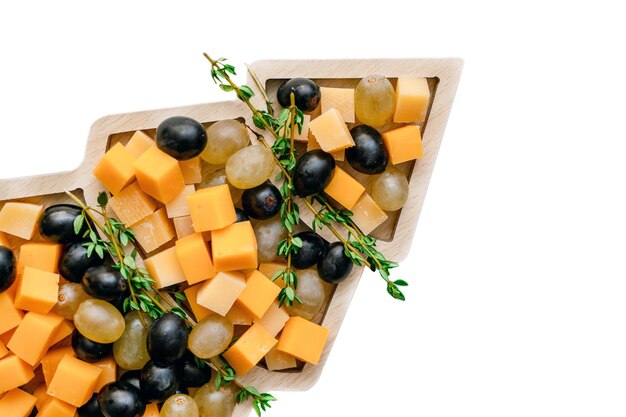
xmin=1 ymin=1 xmax=626 ymax=416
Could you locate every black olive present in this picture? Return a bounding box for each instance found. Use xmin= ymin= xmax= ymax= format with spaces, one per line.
xmin=119 ymin=370 xmax=141 ymax=391
xmin=98 ymin=381 xmax=145 ymax=417
xmin=241 ymin=183 xmax=283 ymax=220
xmin=293 ymin=150 xmax=335 ymax=197
xmin=0 ymin=246 xmax=16 ymax=292
xmin=147 ymin=313 xmax=188 ymax=364
xmin=317 ymin=242 xmax=353 ymax=284
xmin=82 ymin=265 xmax=128 ymax=301
xmin=59 ymin=242 xmax=107 ymax=283
xmin=234 ymin=208 xmax=249 ymax=223
xmin=180 ymin=353 xmax=211 ymax=388
xmin=71 ymin=329 xmax=113 ymax=362
xmin=39 ymin=204 xmax=88 ymax=244
xmin=78 ymin=393 xmax=105 ymax=417
xmin=277 ymin=78 xmax=321 ymax=112
xmin=289 ymin=232 xmax=328 ymax=270
xmin=140 ymin=361 xmax=181 ymax=403
xmin=346 ymin=125 xmax=389 ymax=175
xmin=156 ymin=116 xmax=207 ymax=160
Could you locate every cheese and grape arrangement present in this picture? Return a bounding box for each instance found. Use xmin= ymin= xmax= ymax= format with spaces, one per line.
xmin=0 ymin=55 xmax=452 ymax=417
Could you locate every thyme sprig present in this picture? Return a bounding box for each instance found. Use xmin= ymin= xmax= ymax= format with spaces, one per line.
xmin=204 ymin=54 xmax=407 ymax=301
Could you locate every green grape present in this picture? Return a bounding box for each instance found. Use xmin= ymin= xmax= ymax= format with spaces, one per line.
xmin=252 ymin=217 xmax=287 ymax=263
xmin=194 ymin=382 xmax=235 ymax=417
xmin=52 ymin=282 xmax=91 ymax=320
xmin=354 ymin=75 xmax=395 ymax=127
xmin=74 ymin=299 xmax=125 ymax=343
xmin=285 ymin=269 xmax=331 ymax=320
xmin=201 ymin=120 xmax=249 ymax=165
xmin=370 ymin=166 xmax=409 ymax=211
xmin=188 ymin=315 xmax=234 ymax=359
xmin=225 ymin=145 xmax=274 ymax=189
xmin=113 ymin=311 xmax=153 ymax=370
xmin=160 ymin=394 xmax=200 ymax=417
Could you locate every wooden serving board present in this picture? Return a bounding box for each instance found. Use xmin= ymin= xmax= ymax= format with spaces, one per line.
xmin=0 ymin=59 xmax=462 ymax=416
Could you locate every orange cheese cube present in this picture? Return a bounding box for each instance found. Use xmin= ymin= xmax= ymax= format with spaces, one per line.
xmin=382 ymin=124 xmax=423 ymax=165
xmin=0 ymin=388 xmax=36 ymax=417
xmin=17 ymin=242 xmax=62 ymax=275
xmin=307 ymin=131 xmax=345 ymax=161
xmin=47 ymin=320 xmax=74 ymax=348
xmin=277 ymin=316 xmax=328 ymax=365
xmin=173 ymin=216 xmax=195 ymax=239
xmin=134 ymin=147 xmax=185 ymax=203
xmin=131 ymin=208 xmax=175 ymax=253
xmin=0 ymin=340 xmax=7 ymax=359
xmin=8 ymin=312 xmax=63 ymax=366
xmin=236 ymin=270 xmax=281 ymax=320
xmin=108 ymin=182 xmax=157 ymax=227
xmin=211 ymin=221 xmax=258 ymax=272
xmin=14 ymin=266 xmax=59 ymax=314
xmin=166 ymin=185 xmax=195 ymax=218
xmin=225 ymin=304 xmax=253 ymax=326
xmin=142 ymin=402 xmax=160 ymax=417
xmin=0 ymin=355 xmax=34 ymax=392
xmin=37 ymin=397 xmax=76 ymax=417
xmin=187 ymin=185 xmax=236 ymax=232
xmin=0 ymin=202 xmax=44 ymax=240
xmin=0 ymin=231 xmax=10 ymax=247
xmin=293 ymin=114 xmax=311 ymax=142
xmin=175 ymin=233 xmax=215 ymax=285
xmin=144 ymin=246 xmax=187 ymax=289
xmin=350 ymin=193 xmax=388 ymax=235
xmin=0 ymin=329 xmax=16 ymax=345
xmin=93 ymin=143 xmax=136 ymax=195
xmin=179 ymin=157 xmax=203 ymax=184
xmin=197 ymin=271 xmax=246 ymax=316
xmin=254 ymin=302 xmax=289 ymax=337
xmin=323 ymin=167 xmax=365 ymax=210
xmin=0 ymin=292 xmax=23 ymax=334
xmin=394 ymin=77 xmax=431 ymax=123
xmin=125 ymin=130 xmax=155 ymax=157
xmin=93 ymin=357 xmax=117 ymax=392
xmin=47 ymin=355 xmax=102 ymax=407
xmin=308 ymin=108 xmax=354 ymax=152
xmin=223 ymin=324 xmax=277 ymax=375
xmin=320 ymin=87 xmax=355 ymax=123
xmin=33 ymin=384 xmax=50 ymax=410
xmin=184 ymin=284 xmax=214 ymax=322
xmin=41 ymin=346 xmax=75 ymax=386
xmin=265 ymin=345 xmax=297 ymax=371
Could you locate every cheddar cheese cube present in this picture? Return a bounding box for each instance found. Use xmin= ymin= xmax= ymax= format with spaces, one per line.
xmin=211 ymin=221 xmax=258 ymax=272
xmin=0 ymin=328 xmax=16 ymax=345
xmin=173 ymin=216 xmax=195 ymax=239
xmin=8 ymin=311 xmax=64 ymax=365
xmin=222 ymin=324 xmax=277 ymax=375
xmin=41 ymin=346 xmax=75 ymax=386
xmin=143 ymin=402 xmax=160 ymax=417
xmin=175 ymin=233 xmax=215 ymax=285
xmin=394 ymin=77 xmax=430 ymax=123
xmin=225 ymin=304 xmax=253 ymax=326
xmin=323 ymin=167 xmax=365 ymax=210
xmin=307 ymin=131 xmax=345 ymax=161
xmin=236 ymin=270 xmax=281 ymax=320
xmin=134 ymin=147 xmax=185 ymax=203
xmin=14 ymin=266 xmax=59 ymax=314
xmin=350 ymin=193 xmax=388 ymax=235
xmin=179 ymin=157 xmax=203 ymax=184
xmin=0 ymin=340 xmax=7 ymax=359
xmin=293 ymin=114 xmax=311 ymax=142
xmin=197 ymin=271 xmax=246 ymax=316
xmin=265 ymin=346 xmax=297 ymax=371
xmin=187 ymin=185 xmax=236 ymax=232
xmin=93 ymin=356 xmax=117 ymax=392
xmin=166 ymin=185 xmax=195 ymax=218
xmin=144 ymin=246 xmax=187 ymax=289
xmin=125 ymin=130 xmax=155 ymax=157
xmin=254 ymin=302 xmax=289 ymax=337
xmin=37 ymin=397 xmax=76 ymax=417
xmin=184 ymin=284 xmax=214 ymax=322
xmin=0 ymin=292 xmax=23 ymax=335
xmin=47 ymin=355 xmax=102 ymax=407
xmin=277 ymin=316 xmax=328 ymax=365
xmin=0 ymin=355 xmax=34 ymax=392
xmin=33 ymin=384 xmax=50 ymax=411
xmin=381 ymin=124 xmax=423 ymax=165
xmin=0 ymin=388 xmax=36 ymax=417
xmin=131 ymin=208 xmax=175 ymax=253
xmin=308 ymin=108 xmax=355 ymax=152
xmin=47 ymin=320 xmax=74 ymax=347
xmin=0 ymin=202 xmax=44 ymax=240
xmin=108 ymin=182 xmax=157 ymax=227
xmin=16 ymin=242 xmax=62 ymax=275
xmin=93 ymin=143 xmax=136 ymax=195
xmin=320 ymin=87 xmax=355 ymax=123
